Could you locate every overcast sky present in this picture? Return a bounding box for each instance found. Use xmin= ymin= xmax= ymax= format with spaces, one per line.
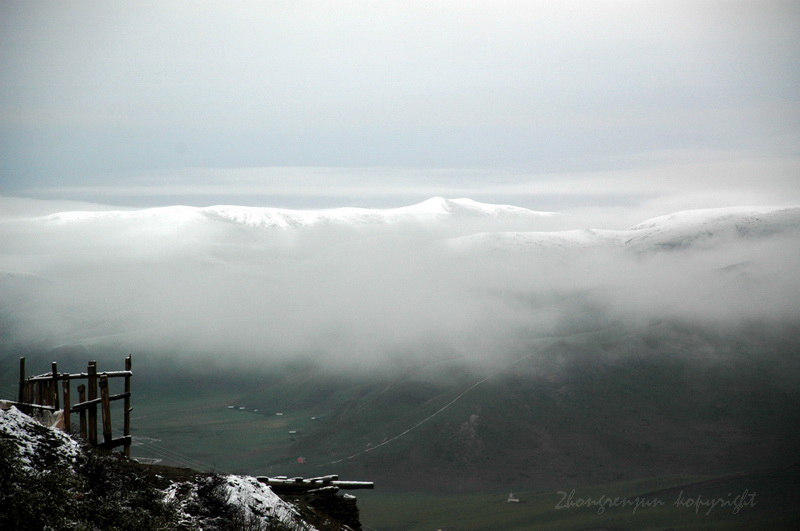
xmin=1 ymin=1 xmax=798 ymax=227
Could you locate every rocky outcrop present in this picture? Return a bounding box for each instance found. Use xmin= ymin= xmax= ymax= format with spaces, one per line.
xmin=0 ymin=404 xmax=364 ymax=530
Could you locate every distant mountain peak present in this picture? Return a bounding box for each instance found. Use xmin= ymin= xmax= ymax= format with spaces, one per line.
xmin=410 ymin=197 xmax=556 ymax=218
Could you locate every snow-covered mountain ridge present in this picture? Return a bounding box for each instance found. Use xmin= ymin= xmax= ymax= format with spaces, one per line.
xmin=448 ymin=205 xmax=800 ymax=253
xmin=41 ymin=197 xmax=555 ymax=230
xmin=35 ymin=199 xmax=799 ymax=244
xmin=26 ymin=199 xmax=800 ymax=257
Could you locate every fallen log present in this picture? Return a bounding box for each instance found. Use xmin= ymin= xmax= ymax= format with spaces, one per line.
xmin=257 ymin=476 xmax=374 ymax=492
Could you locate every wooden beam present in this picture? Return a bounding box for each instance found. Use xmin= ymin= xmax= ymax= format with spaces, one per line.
xmin=307 ymin=475 xmax=339 ymax=483
xmin=51 ymin=362 xmax=60 ymax=410
xmin=98 ymin=435 xmax=132 ymax=450
xmin=18 ymin=357 xmax=25 ymax=403
xmin=78 ymin=384 xmax=87 ymax=440
xmin=70 ymin=392 xmax=130 ymax=412
xmin=62 ymin=379 xmax=71 ymax=433
xmin=3 ymin=401 xmax=56 ymax=411
xmin=123 ymin=355 xmax=132 ymax=458
xmin=99 ymin=375 xmax=112 ymax=447
xmin=23 ymin=376 xmax=31 ymax=405
xmin=307 ymin=486 xmax=340 ymax=494
xmin=25 ymin=370 xmax=133 ymax=382
xmin=257 ymin=477 xmax=374 ymax=490
xmin=88 ymin=361 xmax=97 ymax=445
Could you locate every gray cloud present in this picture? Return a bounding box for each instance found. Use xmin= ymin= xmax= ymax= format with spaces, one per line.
xmin=2 ymin=1 xmax=798 ymax=197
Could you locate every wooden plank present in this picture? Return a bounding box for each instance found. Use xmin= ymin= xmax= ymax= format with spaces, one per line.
xmin=307 ymin=475 xmax=339 ymax=483
xmin=62 ymin=379 xmax=71 ymax=433
xmin=26 ymin=370 xmax=133 ymax=382
xmin=99 ymin=375 xmax=112 ymax=446
xmin=18 ymin=357 xmax=25 ymax=403
xmin=88 ymin=361 xmax=97 ymax=445
xmin=257 ymin=477 xmax=374 ymax=490
xmin=78 ymin=384 xmax=87 ymax=440
xmin=3 ymin=401 xmax=56 ymax=411
xmin=98 ymin=435 xmax=132 ymax=450
xmin=328 ymin=481 xmax=374 ymax=490
xmin=71 ymin=392 xmax=131 ymax=411
xmin=307 ymin=486 xmax=340 ymax=494
xmin=51 ymin=362 xmax=60 ymax=410
xmin=124 ymin=355 xmax=132 ymax=458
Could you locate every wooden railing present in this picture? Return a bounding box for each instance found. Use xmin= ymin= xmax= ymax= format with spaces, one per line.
xmin=14 ymin=355 xmax=132 ymax=457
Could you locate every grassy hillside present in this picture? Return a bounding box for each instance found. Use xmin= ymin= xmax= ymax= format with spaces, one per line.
xmin=242 ymin=320 xmax=800 ymax=493
xmin=357 ymin=465 xmax=800 ymax=530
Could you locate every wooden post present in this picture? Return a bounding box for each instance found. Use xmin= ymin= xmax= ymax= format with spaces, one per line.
xmin=51 ymin=362 xmax=60 ymax=410
xmin=18 ymin=357 xmax=25 ymax=403
xmin=78 ymin=384 xmax=87 ymax=440
xmin=123 ymin=355 xmax=132 ymax=458
xmin=99 ymin=375 xmax=112 ymax=448
xmin=88 ymin=361 xmax=97 ymax=445
xmin=35 ymin=380 xmax=43 ymax=406
xmin=62 ymin=379 xmax=71 ymax=433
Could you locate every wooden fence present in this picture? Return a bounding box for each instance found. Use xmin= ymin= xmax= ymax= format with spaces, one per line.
xmin=13 ymin=355 xmax=132 ymax=458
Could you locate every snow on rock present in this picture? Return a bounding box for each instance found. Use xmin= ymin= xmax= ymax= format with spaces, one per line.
xmin=163 ymin=474 xmax=319 ymax=531
xmin=0 ymin=404 xmax=81 ymax=468
xmin=225 ymin=474 xmax=318 ymax=531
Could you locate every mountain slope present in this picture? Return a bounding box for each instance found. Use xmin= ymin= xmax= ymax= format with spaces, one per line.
xmin=226 ymin=320 xmax=800 ymax=493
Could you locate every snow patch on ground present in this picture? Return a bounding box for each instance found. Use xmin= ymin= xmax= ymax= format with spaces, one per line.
xmin=0 ymin=404 xmax=81 ymax=467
